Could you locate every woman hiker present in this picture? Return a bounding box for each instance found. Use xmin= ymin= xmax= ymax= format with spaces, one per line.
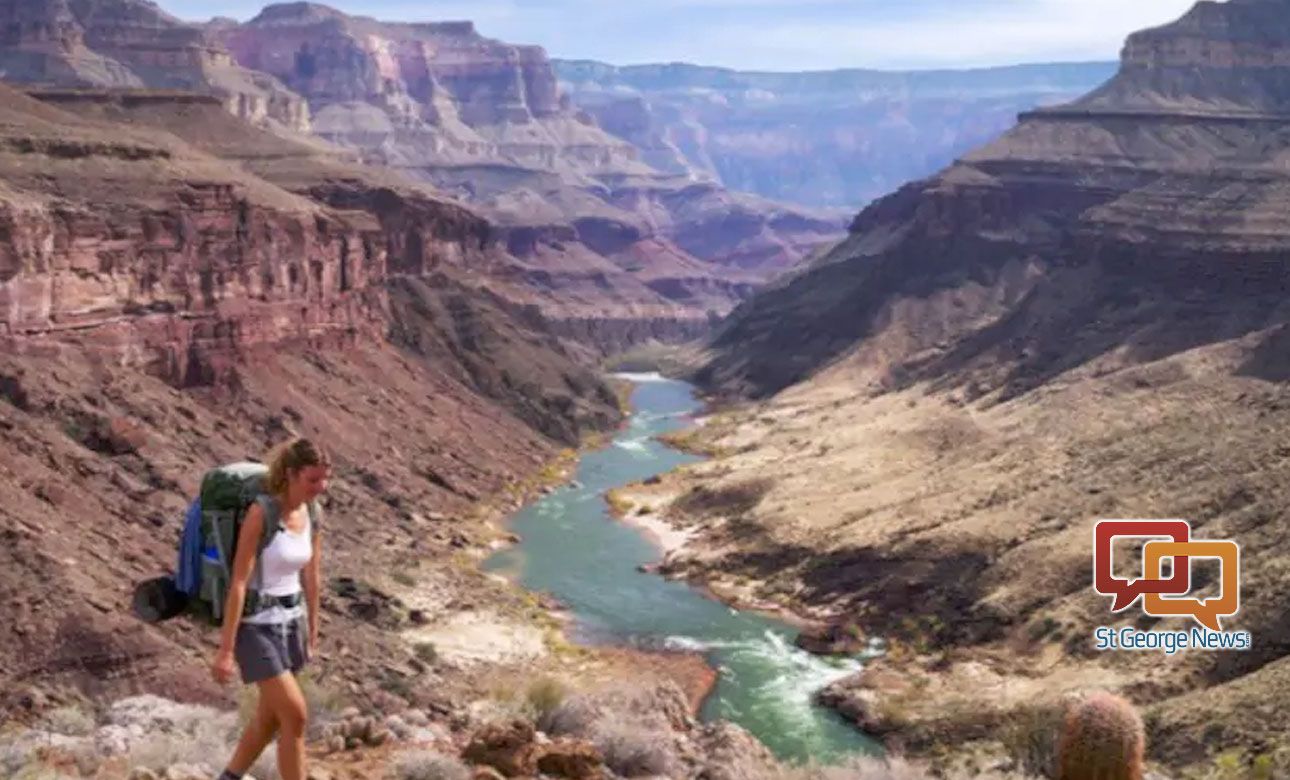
xmin=210 ymin=437 xmax=332 ymax=780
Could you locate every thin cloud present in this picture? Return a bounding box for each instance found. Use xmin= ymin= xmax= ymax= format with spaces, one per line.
xmin=690 ymin=0 xmax=1199 ymax=70
xmin=163 ymin=0 xmax=1203 ymax=70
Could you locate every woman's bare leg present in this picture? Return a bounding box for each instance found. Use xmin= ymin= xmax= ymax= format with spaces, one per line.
xmin=224 ymin=690 xmax=279 ymax=776
xmin=258 ymin=671 xmax=309 ymax=780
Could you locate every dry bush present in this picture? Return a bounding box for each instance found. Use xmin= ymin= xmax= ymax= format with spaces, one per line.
xmin=10 ymin=765 xmax=80 ymax=780
xmin=537 ymin=696 xmax=599 ymax=738
xmin=119 ymin=702 xmax=278 ymax=780
xmin=591 ymin=720 xmax=676 ymax=778
xmin=525 ymin=676 xmax=572 ymax=725
xmin=1001 ymin=698 xmax=1076 ymax=779
xmin=123 ymin=715 xmax=237 ymax=774
xmin=392 ymin=750 xmax=472 ymax=780
xmin=298 ymin=669 xmax=349 ymax=725
xmin=764 ymin=754 xmax=1037 ymax=780
xmin=40 ymin=706 xmax=96 ymax=737
xmin=414 ymin=642 xmax=439 ymax=665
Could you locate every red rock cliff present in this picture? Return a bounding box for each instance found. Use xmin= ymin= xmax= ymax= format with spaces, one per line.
xmin=0 ymin=0 xmax=311 ymax=130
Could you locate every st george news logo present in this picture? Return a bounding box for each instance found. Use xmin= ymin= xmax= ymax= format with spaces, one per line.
xmin=1091 ymin=520 xmax=1251 ymax=654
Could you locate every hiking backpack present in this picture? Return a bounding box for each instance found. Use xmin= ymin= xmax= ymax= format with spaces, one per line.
xmin=131 ymin=461 xmax=320 ymax=626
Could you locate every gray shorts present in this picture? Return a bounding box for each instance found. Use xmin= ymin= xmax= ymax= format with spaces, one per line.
xmin=234 ymin=618 xmax=308 ymax=684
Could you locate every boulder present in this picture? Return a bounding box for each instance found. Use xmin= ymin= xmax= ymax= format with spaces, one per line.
xmin=463 ymin=719 xmax=540 ymax=777
xmin=813 ymin=676 xmax=900 ymax=736
xmin=793 ymin=622 xmax=868 ymax=656
xmin=535 ymin=739 xmax=606 ymax=779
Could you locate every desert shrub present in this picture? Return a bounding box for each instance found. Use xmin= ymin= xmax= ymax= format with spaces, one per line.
xmin=764 ymin=754 xmax=1038 ymax=780
xmin=537 ymin=695 xmax=600 ymax=738
xmin=124 ymin=714 xmax=238 ymax=774
xmin=11 ymin=765 xmax=80 ymax=780
xmin=591 ymin=721 xmax=676 ymax=778
xmin=41 ymin=706 xmax=96 ymax=737
xmin=525 ymin=676 xmax=572 ymax=724
xmin=1001 ymin=698 xmax=1073 ymax=778
xmin=1180 ymin=746 xmax=1290 ymax=780
xmin=414 ymin=642 xmax=439 ymax=665
xmin=605 ymin=490 xmax=634 ymax=516
xmin=299 ymin=668 xmax=349 ymax=743
xmin=393 ymin=750 xmax=471 ymax=780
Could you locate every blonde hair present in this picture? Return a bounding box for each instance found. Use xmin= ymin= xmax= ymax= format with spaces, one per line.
xmin=265 ymin=436 xmax=331 ymax=495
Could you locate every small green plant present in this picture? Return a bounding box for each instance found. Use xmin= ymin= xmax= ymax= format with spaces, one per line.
xmin=1179 ymin=747 xmax=1286 ymax=780
xmin=1028 ymin=616 xmax=1061 ymax=643
xmin=414 ymin=642 xmax=439 ymax=665
xmin=392 ymin=569 xmax=417 ymax=588
xmin=525 ymin=676 xmax=572 ymax=723
xmin=605 ymin=489 xmax=634 ymax=517
xmin=381 ymin=676 xmax=415 ymax=699
xmin=1253 ymin=752 xmax=1278 ymax=780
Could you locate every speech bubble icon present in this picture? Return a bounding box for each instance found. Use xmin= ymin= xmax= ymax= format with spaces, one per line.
xmin=1094 ymin=520 xmax=1192 ymax=612
xmin=1142 ymin=540 xmax=1240 ymax=632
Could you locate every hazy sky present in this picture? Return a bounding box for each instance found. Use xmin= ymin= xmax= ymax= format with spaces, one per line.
xmin=163 ymin=0 xmax=1200 ymax=71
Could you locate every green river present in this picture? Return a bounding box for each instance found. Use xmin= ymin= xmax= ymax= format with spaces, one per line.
xmin=482 ymin=373 xmax=880 ymax=765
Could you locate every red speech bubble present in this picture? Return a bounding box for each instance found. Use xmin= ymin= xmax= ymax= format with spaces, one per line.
xmin=1093 ymin=520 xmax=1192 ymax=612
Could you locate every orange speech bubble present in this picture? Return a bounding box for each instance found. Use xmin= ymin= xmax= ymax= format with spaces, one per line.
xmin=1142 ymin=540 xmax=1240 ymax=632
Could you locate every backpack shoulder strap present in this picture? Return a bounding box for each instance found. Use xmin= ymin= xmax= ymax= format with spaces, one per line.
xmin=254 ymin=494 xmax=283 ymax=552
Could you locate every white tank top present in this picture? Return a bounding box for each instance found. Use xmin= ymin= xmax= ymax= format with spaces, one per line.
xmin=243 ymin=496 xmax=313 ymax=626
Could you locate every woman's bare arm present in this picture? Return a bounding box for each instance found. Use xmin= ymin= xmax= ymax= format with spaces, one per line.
xmin=303 ymin=519 xmax=322 ymax=649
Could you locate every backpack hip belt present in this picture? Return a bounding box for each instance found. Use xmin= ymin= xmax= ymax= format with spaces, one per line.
xmin=243 ymin=591 xmax=303 ymax=617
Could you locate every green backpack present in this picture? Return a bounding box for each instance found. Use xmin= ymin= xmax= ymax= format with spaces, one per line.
xmin=132 ymin=461 xmax=320 ymax=626
xmin=193 ymin=461 xmax=322 ymax=626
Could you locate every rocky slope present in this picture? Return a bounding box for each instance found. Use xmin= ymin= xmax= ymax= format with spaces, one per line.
xmin=0 ymin=0 xmax=310 ymax=131
xmin=0 ymin=79 xmax=642 ymax=717
xmin=555 ymin=60 xmax=1118 ymax=209
xmin=697 ymin=0 xmax=1290 ymax=401
xmin=631 ymin=0 xmax=1290 ymax=773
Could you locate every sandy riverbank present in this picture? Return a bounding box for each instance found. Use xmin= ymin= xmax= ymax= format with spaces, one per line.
xmin=606 ymin=349 xmax=1290 ymax=778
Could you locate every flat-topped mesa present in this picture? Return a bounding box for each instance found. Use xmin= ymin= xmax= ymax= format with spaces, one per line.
xmin=0 ymin=0 xmax=311 ymax=131
xmin=408 ymin=21 xmax=476 ymax=36
xmin=1055 ymin=0 xmax=1290 ymax=115
xmin=225 ymin=2 xmax=563 ymax=122
xmin=242 ymin=1 xmax=350 ymax=24
xmin=1124 ymin=0 xmax=1290 ymax=68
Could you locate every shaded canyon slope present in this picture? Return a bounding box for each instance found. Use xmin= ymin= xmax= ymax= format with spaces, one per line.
xmin=555 ymin=59 xmax=1118 ymax=209
xmin=662 ymin=0 xmax=1290 ymax=770
xmin=698 ymin=0 xmax=1290 ymax=402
